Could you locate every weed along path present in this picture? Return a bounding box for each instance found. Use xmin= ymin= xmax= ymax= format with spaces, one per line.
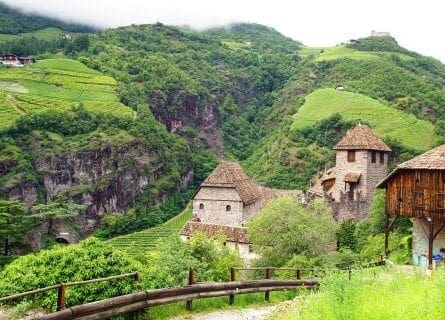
xmin=172 ymin=305 xmax=276 ymax=320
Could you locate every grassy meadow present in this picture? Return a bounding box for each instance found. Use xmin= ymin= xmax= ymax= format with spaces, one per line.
xmin=291 ymin=88 xmax=435 ymax=151
xmin=272 ymin=268 xmax=445 ymax=320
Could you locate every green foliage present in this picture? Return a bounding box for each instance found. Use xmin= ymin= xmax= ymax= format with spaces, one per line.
xmin=247 ymin=197 xmax=336 ymax=267
xmin=0 ymin=3 xmax=95 ymax=34
xmin=0 ymin=238 xmax=145 ymax=310
xmin=0 ymin=200 xmax=34 ymax=256
xmin=277 ymin=269 xmax=445 ymax=320
xmin=31 ymin=201 xmax=86 ymax=235
xmin=144 ymin=234 xmax=243 ymax=288
xmin=336 ymin=219 xmax=357 ymax=252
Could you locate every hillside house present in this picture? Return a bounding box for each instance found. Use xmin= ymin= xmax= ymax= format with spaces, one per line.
xmin=371 ymin=30 xmax=391 ymax=37
xmin=310 ymin=124 xmax=391 ymax=221
xmin=0 ymin=54 xmax=35 ymax=66
xmin=377 ymin=144 xmax=445 ymax=268
xmin=180 ymin=161 xmax=304 ymax=262
xmin=347 ymin=39 xmax=360 ymax=45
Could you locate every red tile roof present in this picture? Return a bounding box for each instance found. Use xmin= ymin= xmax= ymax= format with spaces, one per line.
xmin=180 ymin=221 xmax=251 ymax=244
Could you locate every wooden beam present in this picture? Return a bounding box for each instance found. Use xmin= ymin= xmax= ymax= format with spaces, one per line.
xmin=433 ymin=221 xmax=445 ymax=240
xmin=428 ymin=219 xmax=434 ymax=269
xmin=385 ymin=213 xmax=399 ymax=257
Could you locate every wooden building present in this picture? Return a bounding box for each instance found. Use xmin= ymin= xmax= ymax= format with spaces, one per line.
xmin=377 ymin=144 xmax=445 ymax=267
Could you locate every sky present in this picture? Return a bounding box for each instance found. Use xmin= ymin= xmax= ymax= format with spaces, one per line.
xmin=3 ymin=0 xmax=445 ymax=62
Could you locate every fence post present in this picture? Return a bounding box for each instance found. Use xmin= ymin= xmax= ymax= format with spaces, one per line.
xmin=186 ymin=267 xmax=195 ymax=311
xmin=265 ymin=268 xmax=271 ymax=302
xmin=229 ymin=267 xmax=236 ymax=305
xmin=56 ymin=284 xmax=65 ymax=311
xmin=348 ymin=268 xmax=352 ymax=281
xmin=296 ymin=268 xmax=301 ymax=280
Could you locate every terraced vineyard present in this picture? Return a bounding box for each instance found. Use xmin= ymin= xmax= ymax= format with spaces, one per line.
xmin=0 ymin=58 xmax=135 ymax=131
xmin=106 ymin=207 xmax=192 ymax=256
xmin=292 ymin=88 xmax=436 ymax=151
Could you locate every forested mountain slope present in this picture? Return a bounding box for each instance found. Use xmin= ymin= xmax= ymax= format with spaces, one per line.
xmin=0 ymin=4 xmax=444 ymax=240
xmin=243 ymin=36 xmax=445 ymax=189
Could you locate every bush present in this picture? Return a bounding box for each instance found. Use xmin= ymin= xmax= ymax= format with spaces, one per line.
xmin=145 ymin=234 xmax=243 ymax=289
xmin=0 ymin=238 xmax=146 ymax=310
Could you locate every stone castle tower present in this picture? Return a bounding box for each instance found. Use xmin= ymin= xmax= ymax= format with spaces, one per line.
xmin=317 ymin=124 xmax=391 ymax=221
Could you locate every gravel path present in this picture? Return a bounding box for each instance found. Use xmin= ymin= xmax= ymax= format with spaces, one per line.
xmin=172 ymin=305 xmax=276 ymax=320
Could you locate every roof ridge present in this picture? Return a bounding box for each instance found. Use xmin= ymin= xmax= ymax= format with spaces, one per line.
xmin=334 ymin=124 xmax=391 ymax=151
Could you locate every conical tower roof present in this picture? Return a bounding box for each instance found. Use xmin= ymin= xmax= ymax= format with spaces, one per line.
xmin=334 ymin=124 xmax=391 ymax=151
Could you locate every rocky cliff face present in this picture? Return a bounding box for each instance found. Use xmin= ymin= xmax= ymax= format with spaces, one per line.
xmin=2 ymin=139 xmax=193 ymax=244
xmin=149 ymin=91 xmax=223 ymax=156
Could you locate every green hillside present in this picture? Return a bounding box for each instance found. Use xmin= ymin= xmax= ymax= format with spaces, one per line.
xmin=0 ymin=2 xmax=95 ymax=34
xmin=312 ymin=45 xmax=413 ymax=62
xmin=106 ymin=207 xmax=192 ymax=257
xmin=0 ymin=58 xmax=134 ymax=131
xmin=244 ymin=36 xmax=444 ymax=190
xmin=292 ymin=88 xmax=435 ymax=151
xmin=0 ymin=27 xmax=72 ymax=42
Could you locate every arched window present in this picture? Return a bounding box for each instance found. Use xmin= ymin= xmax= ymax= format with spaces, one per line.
xmin=199 ymin=203 xmax=204 ymax=210
xmin=226 ymin=205 xmax=231 ymax=212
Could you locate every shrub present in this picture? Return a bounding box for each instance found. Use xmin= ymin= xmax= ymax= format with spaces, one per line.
xmin=0 ymin=238 xmax=146 ymax=310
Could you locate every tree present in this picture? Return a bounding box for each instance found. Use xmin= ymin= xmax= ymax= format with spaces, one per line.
xmin=0 ymin=200 xmax=33 ymax=256
xmin=31 ymin=202 xmax=86 ymax=235
xmin=247 ymin=196 xmax=337 ymax=267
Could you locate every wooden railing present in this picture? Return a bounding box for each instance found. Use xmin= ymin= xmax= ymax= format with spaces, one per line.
xmin=0 ymin=272 xmax=140 ymax=311
xmin=40 ymin=278 xmax=319 ymax=320
xmin=1 ymin=257 xmax=386 ymax=320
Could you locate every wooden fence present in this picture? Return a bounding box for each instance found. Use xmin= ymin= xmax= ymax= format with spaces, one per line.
xmin=1 ymin=257 xmax=386 ymax=320
xmin=0 ymin=272 xmax=140 ymax=311
xmin=40 ymin=278 xmax=319 ymax=320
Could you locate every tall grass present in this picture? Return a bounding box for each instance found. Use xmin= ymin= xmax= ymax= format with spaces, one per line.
xmin=149 ymin=291 xmax=297 ymax=319
xmin=275 ymin=268 xmax=445 ymax=320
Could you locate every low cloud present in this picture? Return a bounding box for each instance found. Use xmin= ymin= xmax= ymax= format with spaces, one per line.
xmin=1 ymin=0 xmax=444 ymax=62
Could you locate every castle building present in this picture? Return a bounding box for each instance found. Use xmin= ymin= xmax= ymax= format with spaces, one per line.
xmin=312 ymin=124 xmax=391 ymax=221
xmin=180 ymin=161 xmax=304 ymax=262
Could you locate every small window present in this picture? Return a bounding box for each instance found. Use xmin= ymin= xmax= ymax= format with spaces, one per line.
xmin=347 ymin=150 xmax=356 ymax=162
xmin=371 ymin=151 xmax=376 ymax=163
xmin=199 ymin=203 xmax=204 ymax=210
xmin=380 ymin=152 xmax=384 ymax=164
xmin=226 ymin=205 xmax=231 ymax=212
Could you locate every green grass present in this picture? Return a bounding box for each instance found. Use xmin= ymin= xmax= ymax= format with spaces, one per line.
xmin=309 ymin=45 xmax=414 ymax=62
xmin=32 ymin=59 xmax=102 ymax=75
xmin=274 ymin=268 xmax=445 ymax=320
xmin=315 ymin=45 xmax=380 ymax=61
xmin=291 ymin=88 xmax=435 ymax=151
xmin=298 ymin=46 xmax=325 ymax=58
xmin=0 ymin=58 xmax=134 ymax=130
xmin=222 ymin=40 xmax=250 ymax=50
xmin=149 ymin=291 xmax=297 ymax=319
xmin=106 ymin=206 xmax=192 ymax=257
xmin=0 ymin=27 xmax=84 ymax=43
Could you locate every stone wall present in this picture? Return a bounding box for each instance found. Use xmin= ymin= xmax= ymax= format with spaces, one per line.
xmin=412 ymin=219 xmax=445 ymax=267
xmin=332 ymin=150 xmax=388 ymax=221
xmin=193 ymin=187 xmax=244 ymax=226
